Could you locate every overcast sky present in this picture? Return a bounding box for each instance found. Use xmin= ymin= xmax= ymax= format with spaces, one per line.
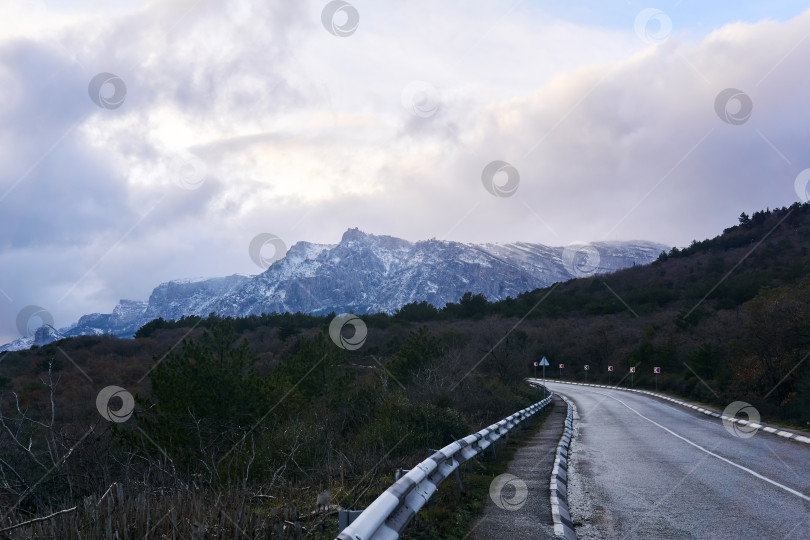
xmin=2 ymin=0 xmax=810 ymax=343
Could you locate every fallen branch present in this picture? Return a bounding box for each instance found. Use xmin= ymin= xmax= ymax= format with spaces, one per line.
xmin=97 ymin=482 xmax=119 ymax=504
xmin=0 ymin=506 xmax=77 ymax=533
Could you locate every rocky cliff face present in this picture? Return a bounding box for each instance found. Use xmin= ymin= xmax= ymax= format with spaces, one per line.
xmin=209 ymin=229 xmax=665 ymax=317
xmin=1 ymin=229 xmax=667 ymax=349
xmin=60 ymin=276 xmax=249 ymax=340
xmin=0 ymin=325 xmax=66 ymax=352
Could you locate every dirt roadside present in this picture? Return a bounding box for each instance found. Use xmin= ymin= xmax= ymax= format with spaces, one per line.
xmin=469 ymin=394 xmax=567 ymax=540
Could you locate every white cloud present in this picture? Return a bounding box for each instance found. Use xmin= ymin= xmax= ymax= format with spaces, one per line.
xmin=1 ymin=1 xmax=809 ymax=342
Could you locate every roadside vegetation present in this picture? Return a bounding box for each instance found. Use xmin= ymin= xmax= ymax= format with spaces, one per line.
xmin=2 ymin=202 xmax=809 ymax=536
xmin=0 ymin=316 xmax=541 ymax=537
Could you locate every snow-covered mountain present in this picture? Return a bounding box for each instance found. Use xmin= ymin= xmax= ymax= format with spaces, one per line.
xmin=209 ymin=229 xmax=667 ymax=317
xmin=1 ymin=229 xmax=667 ymax=349
xmin=64 ymin=275 xmax=250 ymax=339
xmin=0 ymin=325 xmax=66 ymax=352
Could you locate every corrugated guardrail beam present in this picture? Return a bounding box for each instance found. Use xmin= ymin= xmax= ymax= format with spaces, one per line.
xmin=550 ymin=395 xmax=577 ymax=539
xmin=336 ymin=393 xmax=554 ymax=540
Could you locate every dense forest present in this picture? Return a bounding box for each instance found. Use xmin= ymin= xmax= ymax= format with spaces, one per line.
xmin=1 ymin=202 xmax=809 ymax=537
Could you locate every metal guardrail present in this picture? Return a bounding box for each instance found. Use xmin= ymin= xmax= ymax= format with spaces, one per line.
xmin=335 ymin=391 xmax=554 ymax=540
xmin=550 ymin=395 xmax=577 ymax=539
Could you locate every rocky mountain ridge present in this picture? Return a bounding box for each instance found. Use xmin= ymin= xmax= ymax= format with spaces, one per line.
xmin=1 ymin=229 xmax=667 ymax=351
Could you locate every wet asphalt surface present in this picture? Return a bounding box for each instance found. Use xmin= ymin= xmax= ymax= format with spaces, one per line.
xmin=544 ymin=381 xmax=810 ymax=539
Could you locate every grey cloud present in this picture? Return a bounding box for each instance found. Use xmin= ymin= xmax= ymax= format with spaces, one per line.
xmin=424 ymin=18 xmax=810 ymax=246
xmin=3 ymin=3 xmax=810 ymax=344
xmin=0 ymin=41 xmax=134 ymax=250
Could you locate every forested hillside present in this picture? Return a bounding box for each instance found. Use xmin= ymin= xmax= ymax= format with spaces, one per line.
xmin=134 ymin=202 xmax=810 ymax=428
xmin=1 ymin=202 xmax=809 ymax=537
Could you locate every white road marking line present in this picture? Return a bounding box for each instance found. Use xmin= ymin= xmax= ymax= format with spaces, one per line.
xmin=568 ymin=388 xmax=810 ymax=503
xmin=545 ymin=380 xmax=810 ymax=445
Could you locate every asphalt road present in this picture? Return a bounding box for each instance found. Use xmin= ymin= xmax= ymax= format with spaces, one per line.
xmin=543 ymin=381 xmax=810 ymax=539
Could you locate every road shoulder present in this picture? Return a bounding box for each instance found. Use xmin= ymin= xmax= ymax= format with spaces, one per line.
xmin=469 ymin=395 xmax=566 ymax=540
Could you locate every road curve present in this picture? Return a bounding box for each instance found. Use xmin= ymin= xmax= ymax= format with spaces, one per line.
xmin=542 ymin=381 xmax=810 ymax=539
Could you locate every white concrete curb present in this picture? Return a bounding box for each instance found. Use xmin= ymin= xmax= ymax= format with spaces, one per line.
xmin=543 ymin=379 xmax=810 ymax=446
xmin=549 ymin=394 xmax=577 ymax=540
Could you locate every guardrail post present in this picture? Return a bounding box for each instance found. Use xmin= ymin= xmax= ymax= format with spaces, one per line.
xmin=455 ymin=468 xmax=464 ymax=492
xmin=338 ymin=510 xmax=364 ymax=533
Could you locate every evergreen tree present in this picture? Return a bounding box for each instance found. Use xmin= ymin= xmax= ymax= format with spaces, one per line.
xmin=134 ymin=321 xmax=272 ymax=476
